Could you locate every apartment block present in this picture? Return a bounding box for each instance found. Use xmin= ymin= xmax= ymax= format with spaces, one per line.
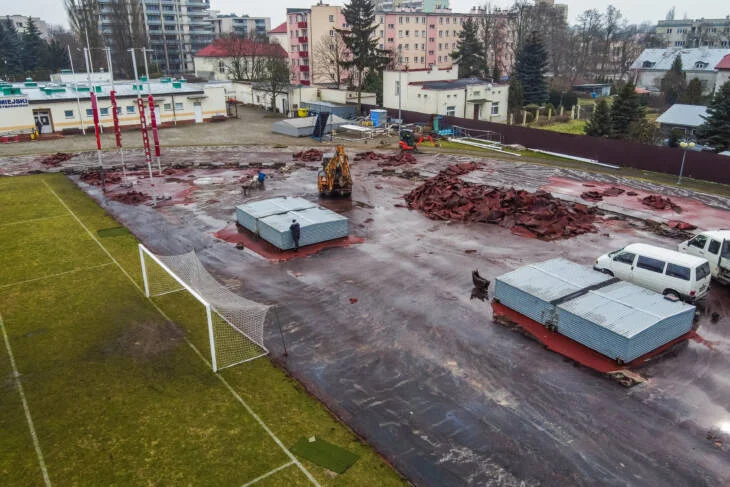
xmin=375 ymin=0 xmax=451 ymax=12
xmin=655 ymin=17 xmax=730 ymax=48
xmin=97 ymin=0 xmax=214 ymax=74
xmin=4 ymin=15 xmax=50 ymax=39
xmin=209 ymin=12 xmax=271 ymax=39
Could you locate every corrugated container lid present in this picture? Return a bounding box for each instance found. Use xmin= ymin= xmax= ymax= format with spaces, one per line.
xmin=558 ymin=281 xmax=695 ymax=338
xmin=496 ymin=258 xmax=612 ymax=302
xmin=262 ymin=207 xmax=347 ymax=232
xmin=237 ymin=197 xmax=316 ymax=219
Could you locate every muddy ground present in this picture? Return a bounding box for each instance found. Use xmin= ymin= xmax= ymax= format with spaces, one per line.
xmin=23 ymin=146 xmax=730 ymax=485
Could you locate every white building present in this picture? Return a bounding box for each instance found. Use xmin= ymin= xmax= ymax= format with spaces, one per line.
xmin=96 ymin=0 xmax=214 ymax=74
xmin=655 ymin=17 xmax=730 ymax=49
xmin=208 ymin=12 xmax=271 ymax=38
xmin=630 ymin=48 xmax=730 ymax=94
xmin=0 ymin=79 xmax=227 ymax=136
xmin=383 ymin=65 xmax=509 ymax=122
xmin=5 ymin=15 xmax=50 ymax=39
xmin=268 ymin=22 xmax=289 ymax=53
xmin=193 ymin=38 xmax=288 ymax=81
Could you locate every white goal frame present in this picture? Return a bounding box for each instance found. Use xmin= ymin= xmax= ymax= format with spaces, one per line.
xmin=138 ymin=244 xmax=269 ymax=371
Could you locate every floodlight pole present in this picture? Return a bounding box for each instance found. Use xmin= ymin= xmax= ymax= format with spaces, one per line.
xmin=67 ymin=45 xmax=85 ymax=135
xmin=678 ymin=141 xmax=695 ymax=185
xmin=142 ymin=48 xmax=162 ymax=174
xmin=130 ymin=48 xmax=157 ymax=206
xmin=84 ymin=46 xmax=106 ymax=193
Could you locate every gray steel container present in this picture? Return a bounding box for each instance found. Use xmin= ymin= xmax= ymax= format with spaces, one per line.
xmin=556 ymin=281 xmax=695 ymax=363
xmin=493 ymin=258 xmax=613 ymax=326
xmin=256 ymin=207 xmax=348 ymax=250
xmin=236 ymin=197 xmax=316 ymax=235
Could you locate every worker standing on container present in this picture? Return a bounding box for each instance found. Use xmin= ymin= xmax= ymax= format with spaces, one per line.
xmin=289 ymin=219 xmax=301 ymax=251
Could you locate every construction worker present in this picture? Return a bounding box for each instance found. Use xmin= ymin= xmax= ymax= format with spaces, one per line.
xmin=35 ymin=119 xmax=43 ymax=138
xmin=257 ymin=170 xmax=266 ymax=188
xmin=289 ymin=219 xmax=301 ymax=251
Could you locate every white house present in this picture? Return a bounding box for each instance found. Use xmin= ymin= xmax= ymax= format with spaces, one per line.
xmin=630 ymin=48 xmax=730 ymax=94
xmin=0 ymin=79 xmax=227 ymax=136
xmin=193 ymin=38 xmax=288 ymax=82
xmin=383 ymin=65 xmax=509 ymax=123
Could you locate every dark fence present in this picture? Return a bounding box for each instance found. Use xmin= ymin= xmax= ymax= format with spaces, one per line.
xmin=366 ymin=106 xmax=730 ymax=185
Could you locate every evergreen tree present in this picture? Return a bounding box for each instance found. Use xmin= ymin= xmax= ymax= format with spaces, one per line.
xmin=450 ymin=18 xmax=485 ymax=78
xmin=491 ymin=64 xmax=501 ymax=82
xmin=2 ymin=17 xmax=24 ymax=75
xmin=514 ymin=31 xmax=549 ymax=105
xmin=660 ymin=55 xmax=686 ymax=106
xmin=696 ymin=81 xmax=730 ymax=152
xmin=22 ymin=17 xmax=47 ymax=72
xmin=681 ymin=78 xmax=703 ymax=105
xmin=337 ymin=0 xmax=391 ymax=113
xmin=507 ymin=77 xmax=524 ymax=123
xmin=584 ymin=99 xmax=612 ymax=137
xmin=610 ymin=81 xmax=643 ymax=139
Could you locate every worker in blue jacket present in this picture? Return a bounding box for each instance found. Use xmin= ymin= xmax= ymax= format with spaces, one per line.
xmin=289 ymin=219 xmax=301 ymax=251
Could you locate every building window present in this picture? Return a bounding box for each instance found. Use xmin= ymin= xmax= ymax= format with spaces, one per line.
xmin=163 ymin=103 xmax=172 ymax=111
xmin=218 ymin=60 xmax=225 ymax=73
xmin=666 ymin=28 xmax=672 ymax=33
xmin=405 ymin=30 xmax=409 ymax=36
xmin=415 ymin=31 xmax=419 ymax=37
xmin=64 ymin=110 xmax=74 ymax=119
xmin=175 ymin=102 xmax=183 ymax=110
xmin=116 ymin=107 xmax=122 ymax=115
xmin=422 ymin=30 xmax=426 ymax=37
xmin=446 ymin=106 xmax=455 ymax=116
xmin=405 ymin=43 xmax=409 ymax=49
xmin=438 ymin=55 xmax=442 ymax=62
xmin=399 ymin=30 xmax=402 ymax=37
xmin=395 ymin=80 xmax=400 ymax=96
xmin=330 ymin=30 xmax=334 ymax=37
xmin=399 ymin=16 xmax=403 ymax=24
xmin=86 ymin=108 xmax=93 ymax=117
xmin=126 ymin=106 xmax=135 ymax=114
xmin=405 ymin=57 xmax=409 ymax=63
xmin=491 ymin=102 xmax=499 ymax=115
xmin=329 ymin=15 xmax=334 ymax=22
xmin=438 ymin=43 xmax=442 ymax=50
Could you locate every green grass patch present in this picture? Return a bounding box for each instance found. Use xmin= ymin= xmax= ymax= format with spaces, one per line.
xmin=291 ymin=437 xmax=359 ymax=474
xmin=0 ymin=174 xmax=406 ymax=486
xmin=537 ymin=119 xmax=587 ymax=135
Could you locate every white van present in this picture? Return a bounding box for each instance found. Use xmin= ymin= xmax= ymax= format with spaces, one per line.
xmin=677 ymin=230 xmax=730 ymax=285
xmin=594 ymin=243 xmax=711 ymax=302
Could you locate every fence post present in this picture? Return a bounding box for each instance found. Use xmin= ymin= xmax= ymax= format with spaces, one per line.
xmin=560 ymin=106 xmax=564 ymax=117
xmin=522 ymin=110 xmax=527 ymax=126
xmin=548 ymin=108 xmax=552 ymax=121
xmin=535 ymin=110 xmax=540 ymax=123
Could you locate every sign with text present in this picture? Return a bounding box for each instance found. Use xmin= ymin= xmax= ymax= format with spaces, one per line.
xmin=0 ymin=97 xmax=29 ymax=108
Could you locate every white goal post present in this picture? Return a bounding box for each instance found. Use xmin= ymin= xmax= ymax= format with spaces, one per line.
xmin=138 ymin=244 xmax=271 ymax=372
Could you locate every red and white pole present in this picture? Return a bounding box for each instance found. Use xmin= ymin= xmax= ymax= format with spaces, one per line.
xmin=148 ymin=95 xmax=162 ymax=174
xmin=85 ymin=47 xmax=105 ymax=193
xmin=130 ymin=48 xmax=156 ymax=206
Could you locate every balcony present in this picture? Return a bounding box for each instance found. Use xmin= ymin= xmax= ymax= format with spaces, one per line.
xmin=300 ymin=80 xmax=311 ymax=86
xmin=297 ymin=21 xmax=307 ymax=28
xmin=299 ymin=51 xmax=308 ymax=58
xmin=299 ymin=65 xmax=309 ymax=72
xmin=298 ymin=36 xmax=308 ymax=43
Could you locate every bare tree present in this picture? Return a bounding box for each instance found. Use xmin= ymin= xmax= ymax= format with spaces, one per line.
xmin=476 ymin=3 xmax=498 ymax=78
xmin=219 ymin=34 xmax=277 ymax=81
xmin=598 ymin=5 xmax=625 ymax=78
xmin=312 ymin=32 xmax=351 ymax=87
xmin=64 ymin=0 xmax=105 ymax=68
xmin=574 ymin=9 xmax=603 ymax=82
xmin=108 ymin=0 xmax=147 ymax=78
xmin=612 ymin=25 xmax=644 ymax=80
xmin=262 ymin=56 xmax=291 ymax=112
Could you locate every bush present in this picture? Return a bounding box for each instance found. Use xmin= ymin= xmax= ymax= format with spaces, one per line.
xmin=668 ymin=128 xmax=683 ymax=148
xmin=545 ymin=103 xmax=555 ymax=114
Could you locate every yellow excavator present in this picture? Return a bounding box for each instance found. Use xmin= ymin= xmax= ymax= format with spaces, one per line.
xmin=318 ymin=145 xmax=352 ymax=197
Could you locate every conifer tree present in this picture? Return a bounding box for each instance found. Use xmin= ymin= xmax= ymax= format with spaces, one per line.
xmin=660 ymin=55 xmax=686 ymax=105
xmin=1 ymin=17 xmax=24 ymax=75
xmin=585 ymin=99 xmax=612 ymax=137
xmin=514 ymin=31 xmax=549 ymax=105
xmin=681 ymin=78 xmax=703 ymax=105
xmin=696 ymin=81 xmax=730 ymax=152
xmin=451 ymin=18 xmax=485 ymax=78
xmin=610 ymin=81 xmax=643 ymax=139
xmin=22 ymin=17 xmax=47 ymax=72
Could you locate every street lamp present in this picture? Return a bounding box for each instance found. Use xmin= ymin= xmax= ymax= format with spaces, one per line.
xmin=677 ymin=141 xmax=695 ymax=185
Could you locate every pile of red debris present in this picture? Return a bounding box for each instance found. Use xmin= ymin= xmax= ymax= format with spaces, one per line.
xmin=109 ymin=191 xmax=151 ymax=205
xmin=580 ymin=186 xmax=625 ymax=202
xmin=80 ymin=171 xmax=122 ymax=186
xmin=292 ymin=149 xmax=323 ymax=162
xmin=641 ymin=194 xmax=682 ymax=213
xmin=39 ymin=152 xmax=75 ymax=167
xmin=442 ymin=162 xmax=479 ymax=176
xmin=405 ymin=169 xmax=598 ymax=240
xmin=354 ymin=151 xmax=418 ymax=166
xmin=667 ymin=220 xmax=697 ymax=231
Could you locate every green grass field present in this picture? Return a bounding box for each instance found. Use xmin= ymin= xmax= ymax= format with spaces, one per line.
xmin=0 ymin=174 xmax=405 ymax=486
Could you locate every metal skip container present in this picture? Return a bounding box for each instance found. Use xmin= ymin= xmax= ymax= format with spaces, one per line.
xmin=236 ymin=197 xmax=348 ymax=250
xmin=493 ymin=258 xmax=614 ymax=326
xmin=556 ymin=281 xmax=695 ymax=363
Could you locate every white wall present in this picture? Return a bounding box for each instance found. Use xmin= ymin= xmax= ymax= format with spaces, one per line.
xmin=717 ymin=71 xmax=730 ymax=93
xmin=0 ymin=96 xmax=36 ymax=135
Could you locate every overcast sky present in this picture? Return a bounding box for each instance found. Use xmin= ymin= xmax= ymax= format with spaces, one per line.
xmin=2 ymin=0 xmax=727 ymax=30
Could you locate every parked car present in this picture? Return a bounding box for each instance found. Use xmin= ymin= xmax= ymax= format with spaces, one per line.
xmin=594 ymin=243 xmax=711 ymax=302
xmin=678 ymin=230 xmax=730 ymax=285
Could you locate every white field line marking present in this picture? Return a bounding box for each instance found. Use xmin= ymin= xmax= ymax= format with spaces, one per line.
xmin=0 ymin=263 xmax=114 ymax=290
xmin=0 ymin=214 xmax=71 ymax=228
xmin=42 ymin=181 xmax=321 ymax=487
xmin=240 ymin=461 xmax=295 ymax=487
xmin=0 ymin=313 xmax=52 ymax=487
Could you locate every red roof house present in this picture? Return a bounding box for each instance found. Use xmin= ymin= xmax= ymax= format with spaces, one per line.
xmin=195 ymin=38 xmax=287 ymax=58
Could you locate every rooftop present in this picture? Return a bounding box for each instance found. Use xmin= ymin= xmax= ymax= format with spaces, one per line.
xmin=269 ymin=22 xmax=287 ymax=34
xmin=656 ymin=104 xmax=710 ymax=128
xmin=717 ymin=54 xmax=730 ymax=70
xmin=0 ymin=80 xmax=207 ymax=102
xmin=195 ymin=38 xmax=287 ymax=58
xmin=411 ymin=77 xmax=497 ymax=90
xmin=630 ymin=48 xmax=730 ymax=72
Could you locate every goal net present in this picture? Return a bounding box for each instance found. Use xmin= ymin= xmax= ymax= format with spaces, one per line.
xmin=138 ymin=244 xmax=270 ymax=371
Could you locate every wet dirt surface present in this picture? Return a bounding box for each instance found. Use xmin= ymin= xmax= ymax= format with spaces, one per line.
xmin=13 ymin=146 xmax=730 ymax=486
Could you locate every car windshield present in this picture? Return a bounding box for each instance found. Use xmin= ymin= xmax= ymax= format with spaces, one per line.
xmin=608 ymin=248 xmax=624 ymax=257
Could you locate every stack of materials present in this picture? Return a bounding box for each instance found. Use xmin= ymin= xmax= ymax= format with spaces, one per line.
xmin=271 ymin=114 xmax=349 ymax=137
xmin=494 ymin=258 xmax=695 ymax=363
xmin=236 ymin=197 xmax=348 ymax=250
